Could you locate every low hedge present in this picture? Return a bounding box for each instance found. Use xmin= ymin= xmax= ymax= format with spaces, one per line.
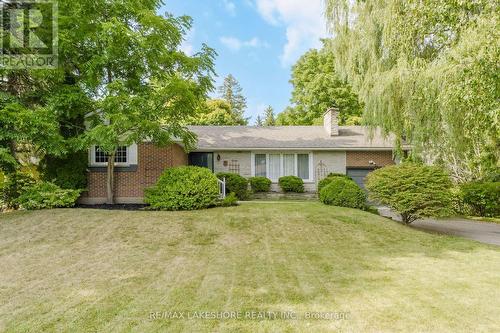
xmin=278 ymin=176 xmax=304 ymax=193
xmin=145 ymin=166 xmax=219 ymax=211
xmin=460 ymin=181 xmax=499 ymax=217
xmin=216 ymin=172 xmax=249 ymax=200
xmin=249 ymin=176 xmax=272 ymax=192
xmin=319 ymin=178 xmax=366 ymax=209
xmin=15 ymin=182 xmax=81 ymax=210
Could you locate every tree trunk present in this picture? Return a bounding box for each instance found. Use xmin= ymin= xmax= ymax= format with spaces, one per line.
xmin=105 ymin=67 xmax=115 ymax=204
xmin=106 ymin=151 xmax=116 ymax=204
xmin=401 ymin=213 xmax=418 ymax=225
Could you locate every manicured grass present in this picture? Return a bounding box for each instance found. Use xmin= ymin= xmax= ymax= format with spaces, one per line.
xmin=1 ymin=203 xmax=499 ymax=332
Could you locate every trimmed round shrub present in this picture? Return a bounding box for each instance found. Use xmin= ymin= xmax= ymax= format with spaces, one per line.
xmin=249 ymin=176 xmax=272 ymax=192
xmin=318 ymin=173 xmax=353 ymax=193
xmin=327 ymin=172 xmax=353 ymax=180
xmin=15 ymin=182 xmax=81 ymax=210
xmin=278 ymin=176 xmax=304 ymax=193
xmin=460 ymin=182 xmax=499 ymax=217
xmin=319 ymin=178 xmax=366 ymax=209
xmin=366 ymin=163 xmax=453 ymax=224
xmin=216 ymin=172 xmax=249 ymax=200
xmin=145 ymin=166 xmax=219 ymax=211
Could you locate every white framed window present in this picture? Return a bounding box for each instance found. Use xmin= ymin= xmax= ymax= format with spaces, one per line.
xmin=94 ymin=146 xmax=127 ymax=164
xmin=90 ymin=144 xmax=138 ymax=167
xmin=269 ymin=154 xmax=281 ymax=180
xmin=254 ymin=154 xmax=266 ymax=177
xmin=251 ymin=152 xmax=313 ymax=182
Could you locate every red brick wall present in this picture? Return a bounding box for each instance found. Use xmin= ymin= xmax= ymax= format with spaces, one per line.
xmin=346 ymin=151 xmax=395 ymax=168
xmin=84 ymin=143 xmax=187 ymax=199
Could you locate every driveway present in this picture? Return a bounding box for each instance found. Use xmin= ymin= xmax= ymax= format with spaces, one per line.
xmin=378 ymin=207 xmax=500 ymax=246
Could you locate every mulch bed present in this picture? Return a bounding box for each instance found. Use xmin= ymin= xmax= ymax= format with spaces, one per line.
xmin=76 ymin=204 xmax=147 ymax=211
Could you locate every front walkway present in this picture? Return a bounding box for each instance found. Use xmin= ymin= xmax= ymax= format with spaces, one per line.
xmin=378 ymin=207 xmax=500 ymax=246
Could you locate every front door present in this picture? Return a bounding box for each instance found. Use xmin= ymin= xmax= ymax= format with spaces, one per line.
xmin=188 ymin=152 xmax=214 ymax=172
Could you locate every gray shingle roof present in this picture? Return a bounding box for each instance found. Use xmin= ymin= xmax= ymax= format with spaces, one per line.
xmin=188 ymin=126 xmax=405 ymax=150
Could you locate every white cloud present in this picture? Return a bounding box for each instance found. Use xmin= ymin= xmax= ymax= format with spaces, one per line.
xmin=220 ymin=36 xmax=266 ymax=51
xmin=180 ymin=41 xmax=194 ymax=56
xmin=254 ymin=0 xmax=329 ymax=66
xmin=220 ymin=37 xmax=242 ymax=51
xmin=247 ymin=101 xmax=269 ymax=123
xmin=179 ymin=28 xmax=195 ymax=56
xmin=222 ymin=0 xmax=236 ymax=16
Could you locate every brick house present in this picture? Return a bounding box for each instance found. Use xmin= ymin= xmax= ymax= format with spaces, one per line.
xmin=81 ymin=108 xmax=410 ymax=204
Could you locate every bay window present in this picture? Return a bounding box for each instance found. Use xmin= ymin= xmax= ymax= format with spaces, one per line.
xmin=252 ymin=152 xmax=312 ymax=181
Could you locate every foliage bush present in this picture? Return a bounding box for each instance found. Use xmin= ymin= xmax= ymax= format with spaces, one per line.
xmin=450 ymin=186 xmax=472 ymax=216
xmin=366 ymin=163 xmax=453 ymax=224
xmin=327 ymin=172 xmax=352 ymax=179
xmin=15 ymin=182 xmax=81 ymax=210
xmin=216 ymin=172 xmax=249 ymax=200
xmin=145 ymin=166 xmax=220 ymax=211
xmin=318 ymin=173 xmax=353 ymax=193
xmin=319 ymin=178 xmax=366 ymax=209
xmin=460 ymin=182 xmax=499 ymax=217
xmin=40 ymin=151 xmax=88 ymax=189
xmin=0 ymin=171 xmax=36 ymax=210
xmin=278 ymin=176 xmax=304 ymax=193
xmin=482 ymin=171 xmax=500 ymax=182
xmin=219 ymin=192 xmax=239 ymax=207
xmin=249 ymin=176 xmax=272 ymax=193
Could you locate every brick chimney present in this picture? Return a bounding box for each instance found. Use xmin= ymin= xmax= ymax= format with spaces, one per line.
xmin=324 ymin=107 xmax=339 ymax=136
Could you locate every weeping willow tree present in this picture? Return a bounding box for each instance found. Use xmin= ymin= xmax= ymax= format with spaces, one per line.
xmin=324 ymin=0 xmax=499 ymax=182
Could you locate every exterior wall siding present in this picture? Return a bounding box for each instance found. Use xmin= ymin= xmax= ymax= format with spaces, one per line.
xmin=82 ymin=147 xmax=399 ymax=203
xmin=81 ymin=143 xmax=187 ymax=204
xmin=313 ymin=151 xmax=347 ymax=176
xmin=213 ymin=150 xmax=347 ymax=193
xmin=213 ymin=151 xmax=252 ymax=177
xmin=346 ymin=150 xmax=395 ymax=168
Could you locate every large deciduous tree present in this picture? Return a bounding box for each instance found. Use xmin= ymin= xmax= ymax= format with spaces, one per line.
xmin=64 ymin=0 xmax=215 ymax=204
xmin=279 ymin=40 xmax=362 ymax=126
xmin=324 ymin=0 xmax=499 ymax=181
xmin=0 ymin=78 xmax=65 ymax=174
xmin=0 ymin=1 xmax=216 ymax=204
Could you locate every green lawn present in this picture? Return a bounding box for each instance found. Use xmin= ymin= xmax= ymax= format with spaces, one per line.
xmin=1 ymin=203 xmax=499 ymax=332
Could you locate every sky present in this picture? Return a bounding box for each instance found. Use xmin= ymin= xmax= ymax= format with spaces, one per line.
xmin=161 ymin=0 xmax=330 ymax=124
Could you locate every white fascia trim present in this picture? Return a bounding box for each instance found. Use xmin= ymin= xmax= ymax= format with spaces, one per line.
xmin=195 ymin=147 xmax=408 ymax=152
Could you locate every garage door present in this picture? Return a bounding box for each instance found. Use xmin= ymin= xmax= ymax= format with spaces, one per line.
xmin=347 ymin=169 xmax=373 ymax=189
